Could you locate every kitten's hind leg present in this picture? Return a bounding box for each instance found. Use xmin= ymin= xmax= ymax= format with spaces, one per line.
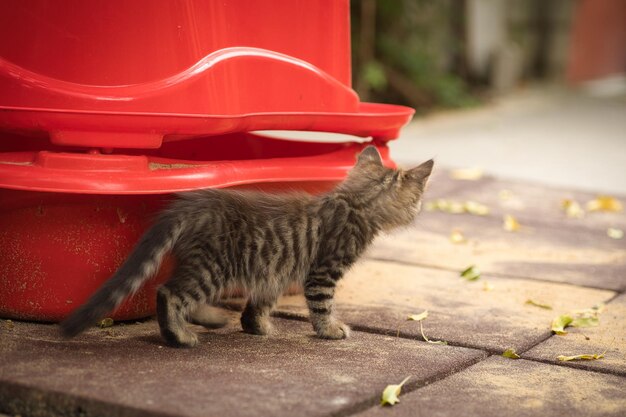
xmin=156 ymin=280 xmax=201 ymax=348
xmin=189 ymin=304 xmax=228 ymax=329
xmin=304 ymin=271 xmax=350 ymax=339
xmin=240 ymin=295 xmax=277 ymax=336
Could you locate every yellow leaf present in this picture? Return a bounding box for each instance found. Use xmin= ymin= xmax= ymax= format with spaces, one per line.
xmin=607 ymin=228 xmax=624 ymax=239
xmin=460 ymin=265 xmax=481 ymax=281
xmin=561 ymin=199 xmax=585 ymax=218
xmin=407 ymin=311 xmax=429 ymax=322
xmin=381 ymin=376 xmax=411 ymax=406
xmin=551 ymin=314 xmax=573 ymax=335
xmin=450 ymin=167 xmax=483 ymax=181
xmin=425 ymin=199 xmax=490 ymax=216
xmin=586 ymin=196 xmax=623 ymax=212
xmin=483 ymin=282 xmax=494 ymax=291
xmin=450 ymin=229 xmax=466 ymax=244
xmin=502 ymin=348 xmax=520 ymax=359
xmin=525 ymin=299 xmax=552 ymax=310
xmin=464 ymin=201 xmax=490 ymax=216
xmin=557 ymin=351 xmax=605 ymax=362
xmin=503 ymin=214 xmax=521 ymax=232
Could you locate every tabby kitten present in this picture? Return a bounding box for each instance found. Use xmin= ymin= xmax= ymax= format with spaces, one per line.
xmin=61 ymin=146 xmax=433 ymax=347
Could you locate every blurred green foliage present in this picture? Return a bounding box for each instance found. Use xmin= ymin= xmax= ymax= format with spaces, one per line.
xmin=351 ymin=0 xmax=478 ymax=111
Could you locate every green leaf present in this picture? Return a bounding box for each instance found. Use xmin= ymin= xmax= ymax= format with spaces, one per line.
xmin=525 ymin=299 xmax=553 ymax=310
xmin=460 ymin=265 xmax=480 ymax=281
xmin=557 ymin=351 xmax=605 ymax=362
xmin=571 ymin=316 xmax=599 ymax=328
xmin=381 ymin=376 xmax=411 ymax=406
xmin=407 ymin=311 xmax=429 ymax=322
xmin=551 ymin=314 xmax=573 ymax=335
xmin=502 ymin=348 xmax=521 ymax=359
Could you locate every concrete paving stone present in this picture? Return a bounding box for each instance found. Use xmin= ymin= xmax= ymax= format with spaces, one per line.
xmin=523 ymin=293 xmax=626 ymax=376
xmin=276 ymin=260 xmax=615 ymax=353
xmin=367 ymin=208 xmax=626 ymax=291
xmin=0 ymin=315 xmax=485 ymax=417
xmin=355 ymin=356 xmax=626 ymax=417
xmin=421 ymin=170 xmax=626 ymax=231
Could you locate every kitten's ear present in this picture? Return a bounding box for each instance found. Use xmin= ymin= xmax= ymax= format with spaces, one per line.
xmin=356 ymin=145 xmax=383 ymax=167
xmin=407 ymin=159 xmax=434 ymax=182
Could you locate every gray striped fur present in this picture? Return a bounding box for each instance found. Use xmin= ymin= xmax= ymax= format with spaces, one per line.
xmin=60 ymin=146 xmax=434 ymax=347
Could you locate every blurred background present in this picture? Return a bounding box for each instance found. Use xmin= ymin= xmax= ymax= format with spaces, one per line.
xmin=350 ymin=0 xmax=626 ymax=194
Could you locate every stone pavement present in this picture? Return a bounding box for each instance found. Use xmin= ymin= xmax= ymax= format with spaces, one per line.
xmin=1 ymin=170 xmax=625 ymax=417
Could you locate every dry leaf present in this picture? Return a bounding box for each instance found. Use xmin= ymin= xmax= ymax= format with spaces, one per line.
xmin=381 ymin=376 xmax=411 ymax=406
xmin=557 ymin=352 xmax=605 ymax=362
xmin=586 ymin=196 xmax=623 ymax=212
xmin=98 ymin=318 xmax=114 ymax=328
xmin=425 ymin=199 xmax=489 ymax=216
xmin=607 ymin=228 xmax=624 ymax=239
xmin=551 ymin=306 xmax=601 ymax=335
xmin=503 ymin=214 xmax=521 ymax=232
xmin=464 ymin=201 xmax=490 ymax=216
xmin=561 ymin=199 xmax=585 ymax=218
xmin=502 ymin=348 xmax=520 ymax=359
xmin=460 ymin=265 xmax=480 ymax=281
xmin=450 ymin=167 xmax=483 ymax=181
xmin=407 ymin=311 xmax=429 ymax=322
xmin=525 ymin=299 xmax=552 ymax=310
xmin=483 ymin=282 xmax=494 ymax=292
xmin=450 ymin=229 xmax=466 ymax=244
xmin=551 ymin=314 xmax=573 ymax=335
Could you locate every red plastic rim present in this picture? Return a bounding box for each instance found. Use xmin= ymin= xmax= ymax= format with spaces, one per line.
xmin=0 ymin=135 xmax=395 ymax=194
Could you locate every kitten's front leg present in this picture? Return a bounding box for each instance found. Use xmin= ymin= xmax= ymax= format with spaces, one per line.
xmin=304 ymin=272 xmax=350 ymax=339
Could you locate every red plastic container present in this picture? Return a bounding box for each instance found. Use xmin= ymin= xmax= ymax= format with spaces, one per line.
xmin=0 ymin=0 xmax=414 ymax=322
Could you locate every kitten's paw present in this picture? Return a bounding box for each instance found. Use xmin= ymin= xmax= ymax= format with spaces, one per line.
xmin=161 ymin=328 xmax=199 ymax=348
xmin=316 ymin=321 xmax=350 ymax=340
xmin=241 ymin=316 xmax=274 ymax=336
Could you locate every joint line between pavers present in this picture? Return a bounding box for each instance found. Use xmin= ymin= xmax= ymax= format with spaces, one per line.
xmin=518 ymin=355 xmax=626 ymax=379
xmin=365 ymin=256 xmax=624 ymax=292
xmin=327 ymin=351 xmax=490 ymax=417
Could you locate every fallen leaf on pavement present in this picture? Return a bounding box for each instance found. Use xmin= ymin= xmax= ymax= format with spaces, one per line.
xmin=483 ymin=282 xmax=494 ymax=291
xmin=503 ymin=214 xmax=521 ymax=232
xmin=502 ymin=348 xmax=521 ymax=359
xmin=525 ymin=299 xmax=553 ymax=310
xmin=607 ymin=228 xmax=624 ymax=239
xmin=407 ymin=311 xmax=429 ymax=322
xmin=460 ymin=265 xmax=481 ymax=281
xmin=561 ymin=199 xmax=585 ymax=218
xmin=586 ymin=196 xmax=623 ymax=212
xmin=557 ymin=352 xmax=605 ymax=362
xmin=450 ymin=229 xmax=466 ymax=244
xmin=551 ymin=314 xmax=574 ymax=335
xmin=98 ymin=318 xmax=114 ymax=328
xmin=381 ymin=376 xmax=411 ymax=406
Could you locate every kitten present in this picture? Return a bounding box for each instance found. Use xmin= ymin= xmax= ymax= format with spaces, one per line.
xmin=60 ymin=146 xmax=433 ymax=347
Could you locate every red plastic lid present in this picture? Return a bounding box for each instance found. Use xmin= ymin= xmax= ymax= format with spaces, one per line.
xmin=0 ymin=134 xmax=395 ymax=194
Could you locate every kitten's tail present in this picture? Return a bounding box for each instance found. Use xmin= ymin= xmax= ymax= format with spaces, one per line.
xmin=60 ymin=215 xmax=184 ymax=338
